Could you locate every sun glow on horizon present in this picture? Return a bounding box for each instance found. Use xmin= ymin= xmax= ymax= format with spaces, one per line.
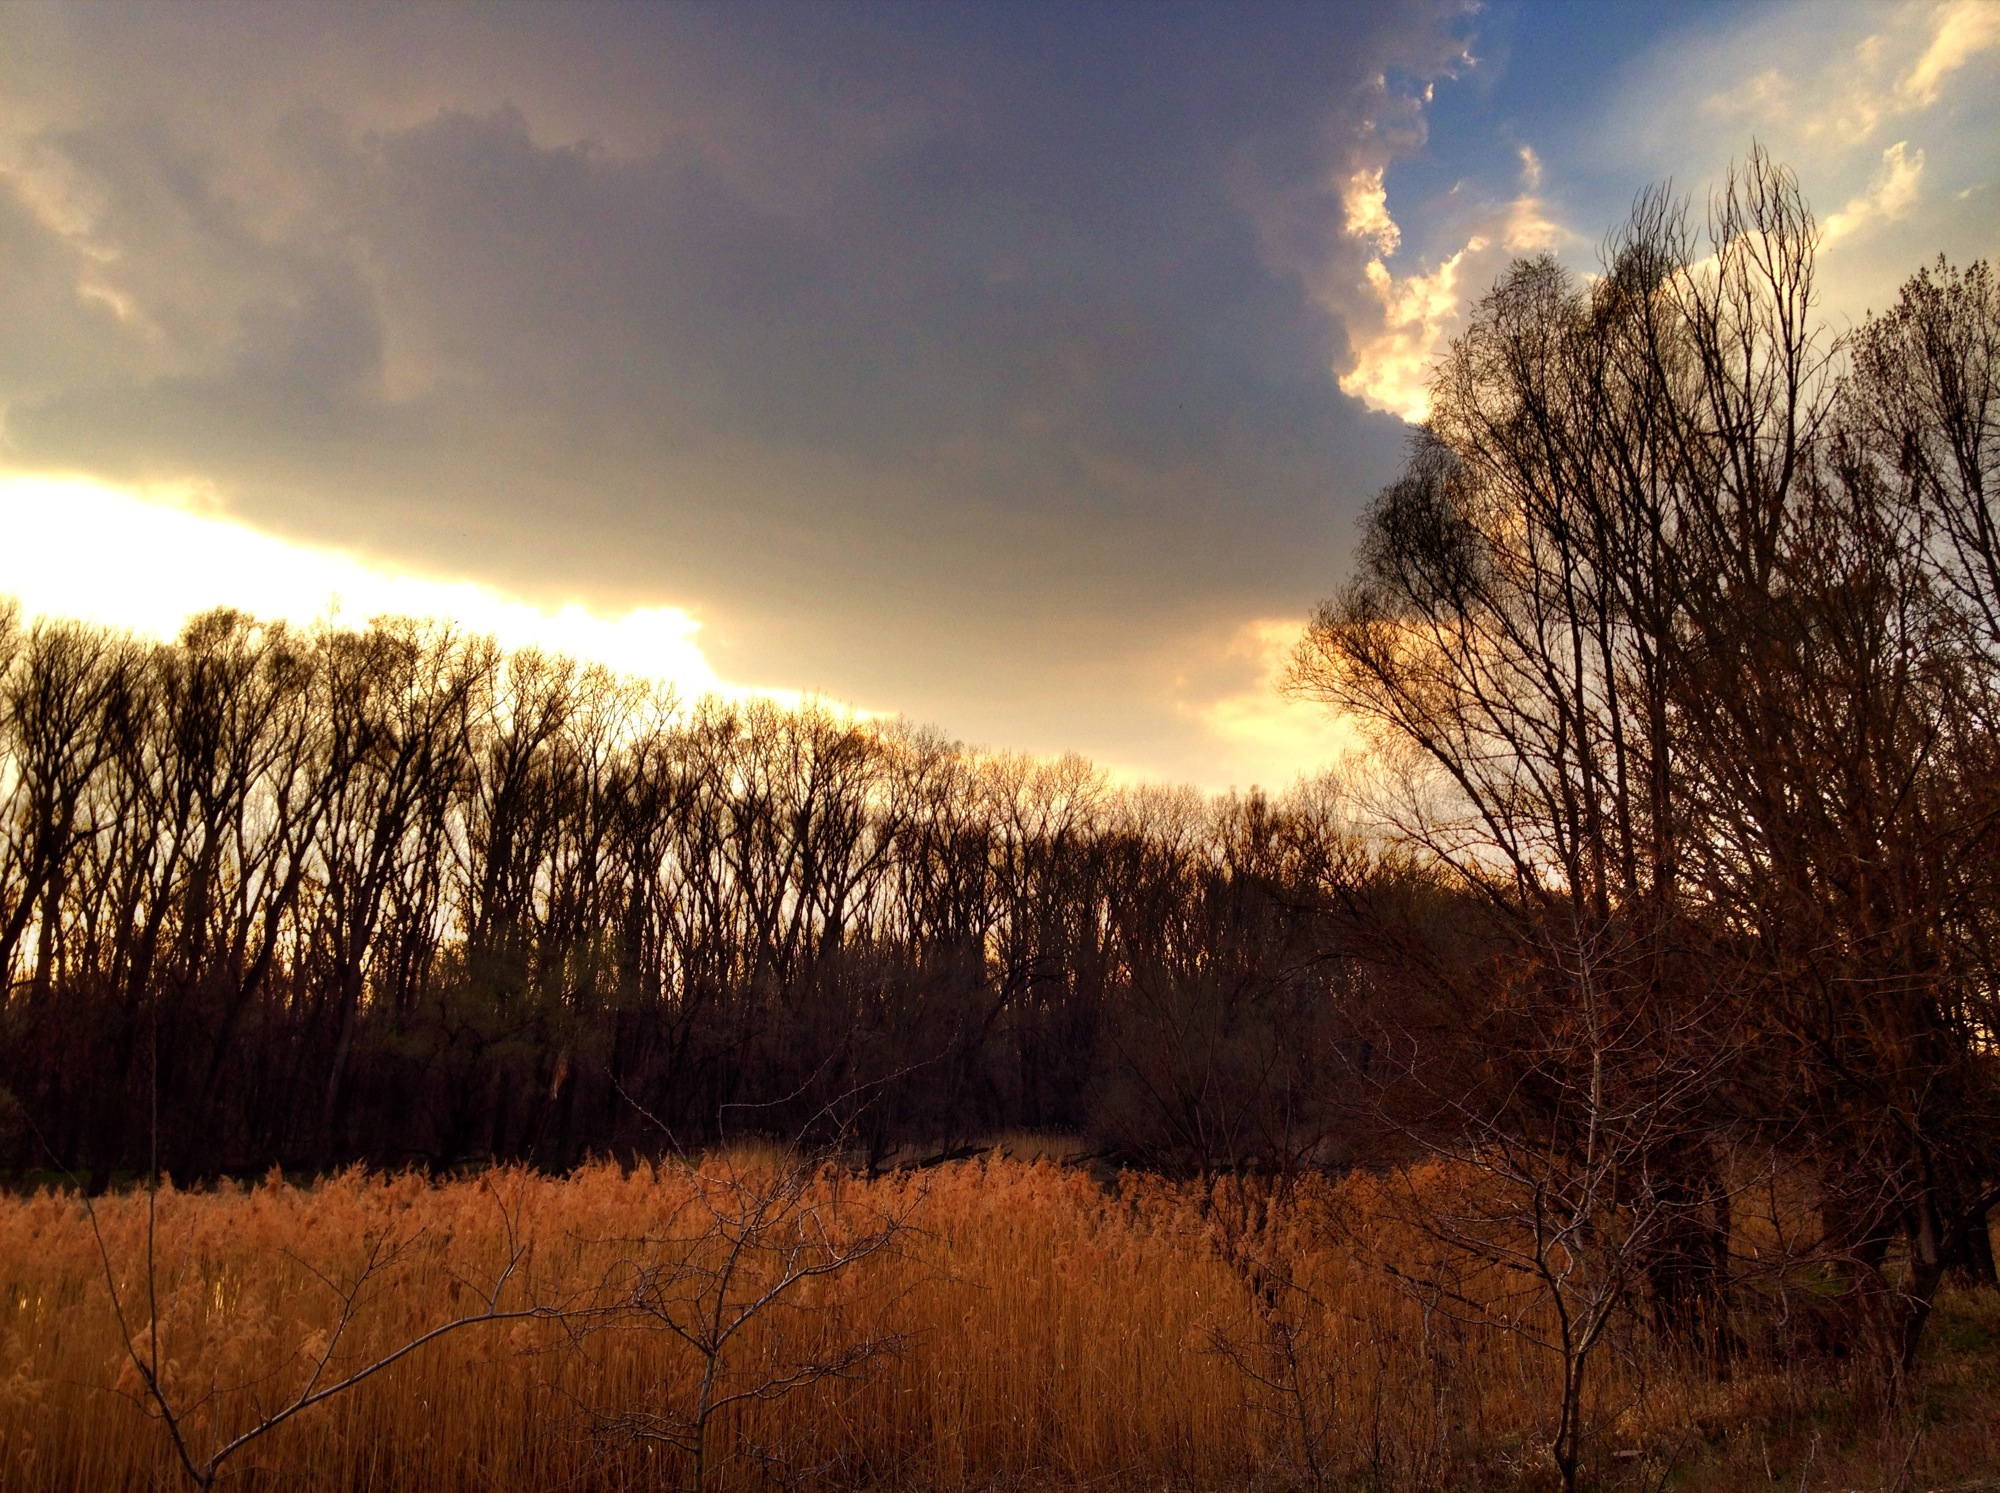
xmin=0 ymin=470 xmax=745 ymax=699
xmin=0 ymin=471 xmax=1295 ymax=789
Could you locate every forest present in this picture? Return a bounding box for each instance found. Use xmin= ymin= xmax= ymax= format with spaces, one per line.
xmin=3 ymin=156 xmax=1999 ymax=1490
xmin=0 ymin=598 xmax=1388 ymax=1184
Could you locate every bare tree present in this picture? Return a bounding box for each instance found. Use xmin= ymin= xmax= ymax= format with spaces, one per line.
xmin=83 ymin=1168 xmax=588 ymax=1491
xmin=574 ymin=1143 xmax=913 ymax=1493
xmin=1373 ymin=921 xmax=1741 ymax=1492
xmin=1297 ymin=153 xmax=2000 ymax=1383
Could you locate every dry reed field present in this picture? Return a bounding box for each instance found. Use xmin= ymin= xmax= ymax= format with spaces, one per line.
xmin=2 ymin=1156 xmax=1997 ymax=1492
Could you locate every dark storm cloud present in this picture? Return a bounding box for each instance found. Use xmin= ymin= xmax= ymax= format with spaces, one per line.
xmin=0 ymin=1 xmax=1467 ymax=779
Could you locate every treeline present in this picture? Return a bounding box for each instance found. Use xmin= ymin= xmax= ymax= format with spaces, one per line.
xmin=0 ymin=603 xmax=1438 ymax=1184
xmin=1295 ymin=155 xmax=2000 ymax=1367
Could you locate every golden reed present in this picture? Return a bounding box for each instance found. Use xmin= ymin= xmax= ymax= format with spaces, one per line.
xmin=1 ymin=1158 xmax=1993 ymax=1490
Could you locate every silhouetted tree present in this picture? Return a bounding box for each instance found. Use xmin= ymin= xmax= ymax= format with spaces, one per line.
xmin=1294 ymin=151 xmax=2000 ymax=1369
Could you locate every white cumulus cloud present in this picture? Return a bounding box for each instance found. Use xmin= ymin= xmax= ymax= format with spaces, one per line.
xmin=1822 ymin=141 xmax=1927 ymax=246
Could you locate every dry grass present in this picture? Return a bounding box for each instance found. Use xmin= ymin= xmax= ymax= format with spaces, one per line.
xmin=1 ymin=1156 xmax=1995 ymax=1491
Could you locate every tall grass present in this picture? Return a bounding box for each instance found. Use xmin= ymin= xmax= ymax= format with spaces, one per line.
xmin=1 ymin=1158 xmax=1994 ymax=1490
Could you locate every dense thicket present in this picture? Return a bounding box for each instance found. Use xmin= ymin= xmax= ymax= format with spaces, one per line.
xmin=1295 ymin=154 xmax=2000 ymax=1366
xmin=0 ymin=607 xmax=1451 ymax=1183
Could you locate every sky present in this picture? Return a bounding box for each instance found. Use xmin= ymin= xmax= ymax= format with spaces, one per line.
xmin=1 ymin=0 xmax=1994 ymax=791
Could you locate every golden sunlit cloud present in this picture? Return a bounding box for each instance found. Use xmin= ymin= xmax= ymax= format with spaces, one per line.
xmin=0 ymin=470 xmax=741 ymax=698
xmin=1339 ymin=247 xmax=1478 ymax=424
xmin=1342 ymin=165 xmax=1401 ymax=258
xmin=1173 ymin=617 xmax=1362 ymax=787
xmin=1337 ymin=147 xmax=1572 ymax=426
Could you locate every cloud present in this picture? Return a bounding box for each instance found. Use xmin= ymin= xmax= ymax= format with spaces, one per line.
xmin=1342 ymin=165 xmax=1402 ymax=258
xmin=1339 ymin=248 xmax=1480 ymax=424
xmin=1580 ymin=0 xmax=1995 ymax=347
xmin=3 ymin=26 xmax=1389 ymax=592
xmin=1899 ymin=0 xmax=2000 ymax=107
xmin=1696 ymin=0 xmax=1998 ymax=147
xmin=1171 ymin=617 xmax=1361 ymax=789
xmin=1822 ymin=141 xmax=1926 ymax=247
xmin=0 ymin=2 xmax=1492 ymax=791
xmin=1331 ymin=144 xmax=1580 ymax=424
xmin=0 ymin=470 xmax=741 ymax=700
